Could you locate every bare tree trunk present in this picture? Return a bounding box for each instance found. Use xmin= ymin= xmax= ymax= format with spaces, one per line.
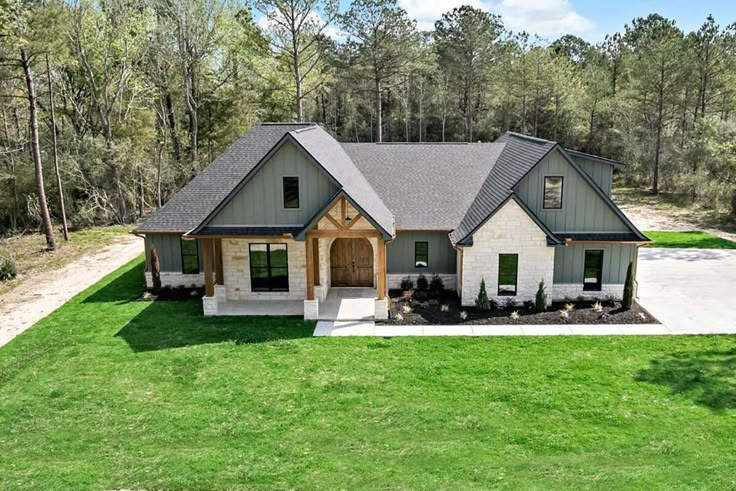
xmin=138 ymin=165 xmax=145 ymax=219
xmin=183 ymin=61 xmax=198 ymax=168
xmin=293 ymin=35 xmax=303 ymax=121
xmin=21 ymin=49 xmax=56 ymax=250
xmin=374 ymin=76 xmax=382 ymax=142
xmin=2 ymin=111 xmax=18 ymax=230
xmin=165 ymin=93 xmax=181 ymax=162
xmin=45 ymin=55 xmax=69 ymax=241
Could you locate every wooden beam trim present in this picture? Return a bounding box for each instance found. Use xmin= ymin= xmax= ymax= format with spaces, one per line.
xmin=202 ymin=239 xmax=214 ymax=297
xmin=346 ymin=213 xmax=363 ymax=229
xmin=307 ymin=229 xmax=381 ymax=239
xmin=214 ymin=238 xmax=224 ymax=285
xmin=340 ymin=197 xmax=347 ymax=227
xmin=324 ymin=213 xmax=343 ymax=230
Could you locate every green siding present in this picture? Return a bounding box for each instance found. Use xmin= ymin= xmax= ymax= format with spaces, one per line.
xmin=387 ymin=231 xmax=456 ymax=274
xmin=572 ymin=155 xmax=613 ymax=195
xmin=515 ymin=149 xmax=629 ymax=233
xmin=554 ymin=243 xmax=637 ymax=285
xmin=144 ymin=234 xmax=208 ymax=273
xmin=208 ymin=141 xmax=339 ymax=226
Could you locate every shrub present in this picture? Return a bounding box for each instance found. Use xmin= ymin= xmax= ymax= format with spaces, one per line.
xmin=395 ymin=313 xmax=404 ymax=322
xmin=510 ymin=310 xmax=520 ymax=320
xmin=564 ymin=302 xmax=575 ymax=312
xmin=150 ymin=246 xmax=162 ymax=291
xmin=402 ymin=304 xmax=412 ymax=313
xmin=440 ymin=304 xmax=449 ymax=312
xmin=560 ymin=310 xmax=570 ymax=319
xmin=416 ymin=273 xmax=429 ymax=291
xmin=459 ymin=311 xmax=468 ymax=320
xmin=534 ymin=280 xmax=548 ymax=312
xmin=592 ymin=301 xmax=603 ymax=313
xmin=622 ymin=261 xmax=635 ymax=310
xmin=0 ymin=255 xmax=17 ymax=281
xmin=503 ymin=297 xmax=516 ymax=309
xmin=475 ymin=278 xmax=491 ymax=311
xmin=400 ymin=276 xmax=414 ymax=291
xmin=429 ymin=274 xmax=444 ymax=293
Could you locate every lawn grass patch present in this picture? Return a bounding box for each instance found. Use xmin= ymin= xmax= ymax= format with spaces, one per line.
xmin=1 ymin=258 xmax=735 ymax=489
xmin=644 ymin=230 xmax=736 ymax=249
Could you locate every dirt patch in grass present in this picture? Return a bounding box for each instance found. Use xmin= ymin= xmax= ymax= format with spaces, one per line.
xmin=381 ymin=289 xmax=658 ymax=325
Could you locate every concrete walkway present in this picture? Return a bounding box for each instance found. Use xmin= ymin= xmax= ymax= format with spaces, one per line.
xmin=313 ymin=321 xmax=736 ymax=337
xmin=0 ymin=234 xmax=142 ymax=348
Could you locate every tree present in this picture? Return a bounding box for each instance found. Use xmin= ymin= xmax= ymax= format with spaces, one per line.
xmin=434 ymin=6 xmax=502 ymax=142
xmin=475 ymin=278 xmax=491 ymax=311
xmin=340 ymin=0 xmax=417 ymax=142
xmin=535 ymin=279 xmax=548 ymax=312
xmin=45 ymin=55 xmax=69 ymax=241
xmin=622 ymin=262 xmax=635 ymax=310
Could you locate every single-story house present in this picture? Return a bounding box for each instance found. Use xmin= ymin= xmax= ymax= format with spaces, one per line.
xmin=134 ymin=123 xmax=649 ymax=319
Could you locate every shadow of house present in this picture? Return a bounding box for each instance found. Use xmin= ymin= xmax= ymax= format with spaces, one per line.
xmin=115 ymin=299 xmax=314 ymax=352
xmin=82 ymin=262 xmax=147 ymax=304
xmin=635 ymin=349 xmax=736 ymax=411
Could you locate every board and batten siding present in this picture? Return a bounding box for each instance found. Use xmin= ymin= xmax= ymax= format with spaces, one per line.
xmin=386 ymin=231 xmax=456 ymax=274
xmin=553 ymin=243 xmax=637 ymax=285
xmin=515 ymin=149 xmax=629 ymax=233
xmin=207 ymin=141 xmax=339 ymax=226
xmin=571 ymin=155 xmax=613 ymax=196
xmin=144 ymin=234 xmax=208 ymax=272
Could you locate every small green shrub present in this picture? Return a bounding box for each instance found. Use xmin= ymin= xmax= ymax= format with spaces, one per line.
xmin=0 ymin=255 xmax=18 ymax=281
xmin=622 ymin=261 xmax=635 ymax=310
xmin=534 ymin=280 xmax=547 ymax=312
xmin=429 ymin=274 xmax=444 ymax=293
xmin=475 ymin=278 xmax=491 ymax=312
xmin=416 ymin=274 xmax=429 ymax=291
xmin=400 ymin=276 xmax=414 ymax=291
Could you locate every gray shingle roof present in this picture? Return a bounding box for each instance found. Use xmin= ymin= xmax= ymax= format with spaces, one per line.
xmin=196 ymin=226 xmax=302 ymax=236
xmin=450 ymin=133 xmax=556 ymax=244
xmin=342 ymin=142 xmax=504 ymax=230
xmin=560 ymin=232 xmax=650 ymax=242
xmin=135 ymin=123 xmax=315 ymax=233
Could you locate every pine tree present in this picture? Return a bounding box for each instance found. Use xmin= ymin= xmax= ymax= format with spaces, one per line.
xmin=535 ymin=280 xmax=548 ymax=312
xmin=475 ymin=278 xmax=491 ymax=311
xmin=622 ymin=262 xmax=635 ymax=310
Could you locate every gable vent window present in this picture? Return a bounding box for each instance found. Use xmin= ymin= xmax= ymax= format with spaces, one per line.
xmin=414 ymin=241 xmax=429 ymax=268
xmin=282 ymin=176 xmax=300 ymax=209
xmin=583 ymin=250 xmax=604 ymax=292
xmin=543 ymin=176 xmax=563 ymax=209
xmin=180 ymin=238 xmax=200 ymax=275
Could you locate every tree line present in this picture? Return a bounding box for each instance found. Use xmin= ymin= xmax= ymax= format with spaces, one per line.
xmin=2 ymin=0 xmax=735 ymax=248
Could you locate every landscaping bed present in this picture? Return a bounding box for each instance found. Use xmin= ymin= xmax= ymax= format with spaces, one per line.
xmin=138 ymin=285 xmax=205 ymax=301
xmin=383 ymin=289 xmax=658 ymax=325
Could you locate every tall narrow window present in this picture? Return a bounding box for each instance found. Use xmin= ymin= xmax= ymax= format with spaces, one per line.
xmin=250 ymin=243 xmax=289 ymax=292
xmin=180 ymin=238 xmax=199 ymax=274
xmin=583 ymin=250 xmax=604 ymax=291
xmin=282 ymin=176 xmax=300 ymax=209
xmin=543 ymin=176 xmax=563 ymax=209
xmin=414 ymin=241 xmax=429 ymax=268
xmin=498 ymin=254 xmax=518 ymax=296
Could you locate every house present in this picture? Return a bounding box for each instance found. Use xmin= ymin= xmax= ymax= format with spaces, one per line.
xmin=134 ymin=123 xmax=649 ymax=320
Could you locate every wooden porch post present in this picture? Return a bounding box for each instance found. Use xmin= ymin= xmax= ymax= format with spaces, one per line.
xmin=214 ymin=238 xmax=224 ymax=285
xmin=305 ymin=234 xmax=315 ymax=300
xmin=203 ymin=239 xmax=214 ymax=297
xmin=377 ymin=238 xmax=386 ymax=299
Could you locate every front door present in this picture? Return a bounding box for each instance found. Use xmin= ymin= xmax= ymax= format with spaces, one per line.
xmin=330 ymin=238 xmax=374 ymax=286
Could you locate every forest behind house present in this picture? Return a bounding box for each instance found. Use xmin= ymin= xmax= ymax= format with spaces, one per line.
xmin=2 ymin=0 xmax=736 ymax=249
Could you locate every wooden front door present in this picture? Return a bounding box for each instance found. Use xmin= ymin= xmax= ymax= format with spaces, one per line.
xmin=330 ymin=238 xmax=374 ymax=286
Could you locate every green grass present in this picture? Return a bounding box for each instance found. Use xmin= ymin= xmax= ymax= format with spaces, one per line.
xmin=1 ymin=258 xmax=736 ymax=490
xmin=644 ymin=230 xmax=736 ymax=249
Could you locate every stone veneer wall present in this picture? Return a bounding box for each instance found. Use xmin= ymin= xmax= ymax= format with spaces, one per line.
xmin=551 ymin=283 xmax=625 ymax=301
xmin=387 ymin=273 xmax=456 ymax=291
xmin=222 ymin=238 xmax=306 ymax=300
xmin=460 ymin=199 xmax=555 ymax=306
xmin=145 ymin=271 xmax=204 ymax=289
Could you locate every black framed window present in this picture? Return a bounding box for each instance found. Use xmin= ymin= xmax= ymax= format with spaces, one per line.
xmin=543 ymin=176 xmax=564 ymax=209
xmin=498 ymin=254 xmax=518 ymax=296
xmin=583 ymin=250 xmax=604 ymax=291
xmin=249 ymin=243 xmax=289 ymax=292
xmin=282 ymin=176 xmax=300 ymax=209
xmin=414 ymin=241 xmax=428 ymax=268
xmin=180 ymin=238 xmax=199 ymax=274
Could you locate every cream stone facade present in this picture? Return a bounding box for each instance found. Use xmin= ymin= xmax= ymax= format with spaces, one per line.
xmin=145 ymin=271 xmax=204 ymax=289
xmin=460 ymin=199 xmax=555 ymax=306
xmin=551 ymin=283 xmax=625 ymax=301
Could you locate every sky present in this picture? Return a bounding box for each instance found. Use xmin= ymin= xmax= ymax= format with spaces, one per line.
xmin=329 ymin=0 xmax=736 ymax=43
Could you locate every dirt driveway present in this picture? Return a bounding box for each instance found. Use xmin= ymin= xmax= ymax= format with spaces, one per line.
xmin=0 ymin=234 xmax=142 ymax=348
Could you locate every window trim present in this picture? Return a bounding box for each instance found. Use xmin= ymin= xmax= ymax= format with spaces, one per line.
xmin=414 ymin=241 xmax=429 ymax=269
xmin=543 ymin=176 xmax=564 ymax=210
xmin=249 ymin=243 xmax=290 ymax=292
xmin=497 ymin=253 xmax=518 ymax=296
xmin=583 ymin=249 xmax=604 ymax=292
xmin=180 ymin=238 xmax=200 ymax=275
xmin=281 ymin=175 xmax=301 ymax=210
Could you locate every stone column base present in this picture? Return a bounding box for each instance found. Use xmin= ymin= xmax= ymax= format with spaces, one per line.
xmin=304 ymin=299 xmax=319 ymax=320
xmin=203 ymin=295 xmax=218 ymax=316
xmin=214 ymin=284 xmax=226 ymax=302
xmin=374 ymin=297 xmax=389 ymax=320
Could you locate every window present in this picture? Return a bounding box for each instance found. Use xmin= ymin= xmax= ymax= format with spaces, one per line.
xmin=282 ymin=176 xmax=300 ymax=209
xmin=414 ymin=241 xmax=429 ymax=268
xmin=249 ymin=243 xmax=289 ymax=291
xmin=498 ymin=254 xmax=518 ymax=296
xmin=543 ymin=176 xmax=563 ymax=209
xmin=180 ymin=238 xmax=200 ymax=274
xmin=583 ymin=250 xmax=604 ymax=291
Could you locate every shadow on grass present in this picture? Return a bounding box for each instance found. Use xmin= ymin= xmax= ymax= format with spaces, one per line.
xmin=635 ymin=349 xmax=736 ymax=411
xmin=115 ymin=299 xmax=314 ymax=352
xmin=82 ymin=263 xmax=146 ymax=304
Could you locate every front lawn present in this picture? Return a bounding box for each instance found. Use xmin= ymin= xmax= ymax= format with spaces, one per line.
xmin=644 ymin=230 xmax=736 ymax=249
xmin=1 ymin=258 xmax=735 ymax=490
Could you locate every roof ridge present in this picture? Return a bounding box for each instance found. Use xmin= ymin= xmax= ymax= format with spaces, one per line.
xmin=504 ymin=131 xmax=555 ymax=145
xmin=291 ymin=125 xmax=318 ymax=134
xmin=258 ymin=122 xmax=315 ymax=126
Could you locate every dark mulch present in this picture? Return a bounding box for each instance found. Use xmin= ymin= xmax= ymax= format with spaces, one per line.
xmin=136 ymin=286 xmax=205 ymax=302
xmin=381 ymin=289 xmax=659 ymax=325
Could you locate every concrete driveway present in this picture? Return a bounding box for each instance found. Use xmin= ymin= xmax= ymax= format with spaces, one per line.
xmin=637 ymin=248 xmax=736 ymax=333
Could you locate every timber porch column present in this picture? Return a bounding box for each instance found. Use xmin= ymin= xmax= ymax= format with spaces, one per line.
xmin=214 ymin=238 xmax=224 ymax=285
xmin=305 ymin=235 xmax=315 ymax=301
xmin=202 ymin=239 xmax=214 ymax=297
